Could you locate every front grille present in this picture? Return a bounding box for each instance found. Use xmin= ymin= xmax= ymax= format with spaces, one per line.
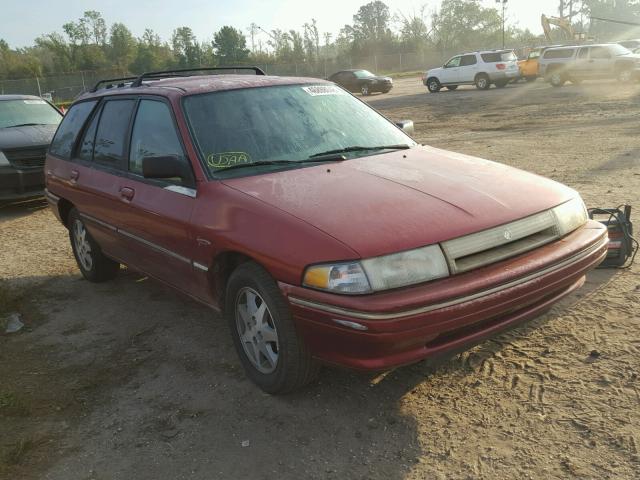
xmin=4 ymin=147 xmax=47 ymax=169
xmin=441 ymin=209 xmax=561 ymax=274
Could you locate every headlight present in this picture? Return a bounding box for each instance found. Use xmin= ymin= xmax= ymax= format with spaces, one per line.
xmin=552 ymin=197 xmax=588 ymax=236
xmin=0 ymin=151 xmax=9 ymax=167
xmin=303 ymin=244 xmax=449 ymax=294
xmin=303 ymin=262 xmax=371 ymax=294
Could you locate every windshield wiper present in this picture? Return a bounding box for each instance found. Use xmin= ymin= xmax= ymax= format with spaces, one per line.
xmin=215 ymin=156 xmax=347 ymax=173
xmin=5 ymin=123 xmax=47 ymax=128
xmin=308 ymin=144 xmax=411 ymax=159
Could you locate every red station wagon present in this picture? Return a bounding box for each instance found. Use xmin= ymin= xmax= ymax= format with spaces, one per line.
xmin=45 ymin=67 xmax=608 ymax=393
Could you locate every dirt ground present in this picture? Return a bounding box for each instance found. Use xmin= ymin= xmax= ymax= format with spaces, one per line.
xmin=1 ymin=77 xmax=639 ymax=480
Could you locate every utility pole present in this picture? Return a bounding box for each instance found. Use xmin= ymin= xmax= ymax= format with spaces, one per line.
xmin=496 ymin=0 xmax=508 ymax=49
xmin=249 ymin=23 xmax=259 ymax=54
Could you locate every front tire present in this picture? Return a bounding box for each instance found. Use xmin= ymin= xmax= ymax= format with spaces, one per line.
xmin=360 ymin=84 xmax=369 ymax=96
xmin=617 ymin=68 xmax=633 ymax=83
xmin=427 ymin=77 xmax=441 ymax=93
xmin=225 ymin=262 xmax=319 ymax=394
xmin=475 ymin=74 xmax=490 ymax=90
xmin=68 ymin=208 xmax=119 ymax=282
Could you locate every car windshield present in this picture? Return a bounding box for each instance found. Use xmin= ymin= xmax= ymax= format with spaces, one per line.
xmin=0 ymin=99 xmax=61 ymax=129
xmin=353 ymin=70 xmax=375 ymax=79
xmin=610 ymin=44 xmax=632 ymax=56
xmin=183 ymin=84 xmax=414 ymax=177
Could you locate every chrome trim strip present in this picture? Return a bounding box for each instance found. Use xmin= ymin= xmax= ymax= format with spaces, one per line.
xmin=80 ymin=213 xmax=117 ymax=232
xmin=289 ymin=236 xmax=608 ymax=321
xmin=193 ymin=262 xmax=209 ymax=272
xmin=118 ymin=229 xmax=191 ymax=264
xmin=164 ymin=185 xmax=197 ymax=198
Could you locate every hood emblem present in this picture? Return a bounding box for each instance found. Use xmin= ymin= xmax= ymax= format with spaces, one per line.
xmin=503 ymin=230 xmax=513 ymax=240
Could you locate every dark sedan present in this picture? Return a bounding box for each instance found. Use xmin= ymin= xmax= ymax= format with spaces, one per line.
xmin=328 ymin=69 xmax=393 ymax=96
xmin=0 ymin=95 xmax=62 ymax=200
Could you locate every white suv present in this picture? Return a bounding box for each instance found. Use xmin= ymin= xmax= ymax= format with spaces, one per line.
xmin=423 ymin=50 xmax=519 ymax=92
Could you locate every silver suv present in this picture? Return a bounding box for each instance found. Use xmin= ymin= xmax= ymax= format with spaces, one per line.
xmin=538 ymin=43 xmax=640 ymax=87
xmin=423 ymin=50 xmax=519 ymax=92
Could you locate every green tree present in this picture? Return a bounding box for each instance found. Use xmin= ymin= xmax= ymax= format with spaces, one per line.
xmin=172 ymin=27 xmax=202 ymax=67
xmin=583 ymin=0 xmax=640 ymax=40
xmin=399 ymin=7 xmax=431 ymax=51
xmin=109 ymin=23 xmax=136 ymax=71
xmin=431 ymin=0 xmax=502 ymax=53
xmin=212 ymin=26 xmax=249 ymax=64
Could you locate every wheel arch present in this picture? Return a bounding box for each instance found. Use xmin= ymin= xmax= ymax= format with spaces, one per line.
xmin=210 ymin=250 xmax=264 ymax=311
xmin=57 ymin=197 xmax=74 ymax=228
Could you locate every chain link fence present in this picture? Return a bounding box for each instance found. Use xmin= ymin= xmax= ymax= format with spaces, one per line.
xmin=0 ymin=52 xmax=451 ymax=104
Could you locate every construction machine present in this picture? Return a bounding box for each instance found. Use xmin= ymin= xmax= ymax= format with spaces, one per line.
xmin=541 ymin=14 xmax=585 ymax=43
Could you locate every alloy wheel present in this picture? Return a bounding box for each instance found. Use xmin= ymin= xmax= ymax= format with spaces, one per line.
xmin=235 ymin=287 xmax=279 ymax=374
xmin=73 ymin=219 xmax=93 ymax=271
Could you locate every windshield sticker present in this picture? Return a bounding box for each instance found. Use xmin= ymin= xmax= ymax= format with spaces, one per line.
xmin=206 ymin=152 xmax=252 ymax=169
xmin=23 ymin=99 xmax=47 ymax=105
xmin=302 ymin=85 xmax=346 ymax=96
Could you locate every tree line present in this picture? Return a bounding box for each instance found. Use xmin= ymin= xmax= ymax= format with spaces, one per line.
xmin=1 ymin=0 xmax=639 ymax=80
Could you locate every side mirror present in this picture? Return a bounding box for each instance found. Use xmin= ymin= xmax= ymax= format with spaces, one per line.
xmin=395 ymin=120 xmax=414 ymax=135
xmin=142 ymin=155 xmax=194 ymax=186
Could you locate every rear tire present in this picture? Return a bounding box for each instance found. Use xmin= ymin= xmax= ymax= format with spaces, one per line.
xmin=427 ymin=77 xmax=441 ymax=93
xmin=68 ymin=208 xmax=119 ymax=282
xmin=548 ymin=71 xmax=566 ymax=87
xmin=446 ymin=85 xmax=458 ymax=91
xmin=475 ymin=74 xmax=490 ymax=90
xmin=360 ymin=84 xmax=370 ymax=96
xmin=225 ymin=262 xmax=319 ymax=394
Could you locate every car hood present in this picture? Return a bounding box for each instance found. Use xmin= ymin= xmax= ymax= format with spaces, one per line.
xmin=427 ymin=67 xmax=444 ymax=77
xmin=222 ymin=146 xmax=578 ymax=258
xmin=0 ymin=124 xmax=58 ymax=150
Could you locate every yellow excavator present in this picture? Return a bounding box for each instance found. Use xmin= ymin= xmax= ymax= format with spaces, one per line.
xmin=541 ymin=14 xmax=585 ymax=43
xmin=518 ymin=15 xmax=586 ymax=81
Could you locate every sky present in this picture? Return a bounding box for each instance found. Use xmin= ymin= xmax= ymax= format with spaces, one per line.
xmin=1 ymin=0 xmax=563 ymax=48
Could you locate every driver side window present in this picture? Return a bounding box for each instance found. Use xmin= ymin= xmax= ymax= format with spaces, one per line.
xmin=129 ymin=100 xmax=186 ymax=178
xmin=445 ymin=56 xmax=462 ymax=68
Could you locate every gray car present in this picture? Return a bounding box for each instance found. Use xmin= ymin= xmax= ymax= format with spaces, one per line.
xmin=0 ymin=95 xmax=62 ymax=200
xmin=538 ymin=43 xmax=640 ymax=87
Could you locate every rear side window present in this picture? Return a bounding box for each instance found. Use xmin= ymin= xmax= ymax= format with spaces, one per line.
xmin=590 ymin=46 xmax=612 ymax=59
xmin=543 ymin=48 xmax=575 ymax=59
xmin=93 ymin=100 xmax=136 ymax=167
xmin=129 ymin=100 xmax=185 ymax=175
xmin=49 ymin=101 xmax=97 ymax=159
xmin=460 ymin=55 xmax=477 ymax=66
xmin=481 ymin=51 xmax=516 ymax=62
xmin=577 ymin=48 xmax=589 ymax=59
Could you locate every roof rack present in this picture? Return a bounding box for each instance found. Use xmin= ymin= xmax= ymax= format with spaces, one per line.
xmin=90 ymin=76 xmax=138 ymax=93
xmin=130 ymin=66 xmax=266 ymax=87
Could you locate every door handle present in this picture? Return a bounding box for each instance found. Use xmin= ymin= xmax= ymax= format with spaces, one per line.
xmin=69 ymin=169 xmax=79 ymax=184
xmin=119 ymin=186 xmax=135 ymax=202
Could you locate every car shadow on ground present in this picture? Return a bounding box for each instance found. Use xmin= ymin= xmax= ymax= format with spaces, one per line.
xmin=0 ymin=197 xmax=48 ymax=222
xmin=0 ymin=262 xmax=617 ymax=479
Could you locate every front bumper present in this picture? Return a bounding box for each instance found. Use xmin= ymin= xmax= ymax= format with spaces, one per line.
xmin=0 ymin=166 xmax=45 ymax=200
xmin=279 ymin=221 xmax=607 ymax=371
